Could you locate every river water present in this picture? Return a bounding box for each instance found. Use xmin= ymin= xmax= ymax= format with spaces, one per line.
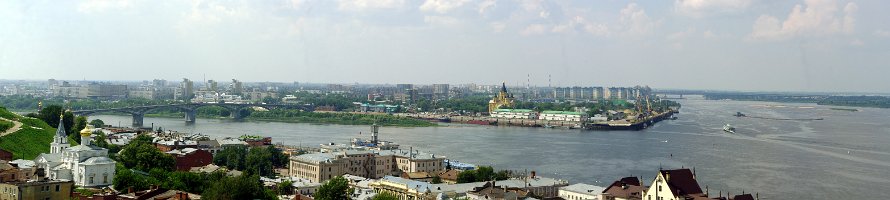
xmin=91 ymin=96 xmax=890 ymax=199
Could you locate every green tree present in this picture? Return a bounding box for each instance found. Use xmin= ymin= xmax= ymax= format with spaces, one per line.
xmin=113 ymin=164 xmax=159 ymax=191
xmin=371 ymin=192 xmax=399 ymax=200
xmin=164 ymin=171 xmax=212 ymax=194
xmin=68 ymin=116 xmax=88 ymax=143
xmin=130 ymin=134 xmax=154 ymax=146
xmin=118 ymin=142 xmax=175 ymax=172
xmin=214 ymin=146 xmax=248 ymax=171
xmin=35 ymin=105 xmax=72 ymax=129
xmin=201 ymin=175 xmax=276 ymax=200
xmin=93 ymin=132 xmax=121 ymax=154
xmin=267 ymin=146 xmax=288 ymax=168
xmin=89 ymin=119 xmax=105 ymax=128
xmin=276 ymin=180 xmax=293 ymax=195
xmin=245 ymin=147 xmax=273 ymax=176
xmin=474 ymin=166 xmax=495 ymax=181
xmin=494 ymin=170 xmax=511 ymax=181
xmin=431 ymin=176 xmax=442 ymax=184
xmin=315 ymin=176 xmax=349 ymax=200
xmin=457 ymin=170 xmax=476 ymax=183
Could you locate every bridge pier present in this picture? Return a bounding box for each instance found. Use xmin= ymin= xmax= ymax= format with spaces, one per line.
xmin=231 ymin=108 xmax=245 ymax=120
xmin=132 ymin=113 xmax=144 ymax=128
xmin=184 ymin=109 xmax=196 ymax=124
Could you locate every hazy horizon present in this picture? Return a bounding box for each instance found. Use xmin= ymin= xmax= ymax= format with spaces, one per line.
xmin=2 ymin=0 xmax=888 ymax=93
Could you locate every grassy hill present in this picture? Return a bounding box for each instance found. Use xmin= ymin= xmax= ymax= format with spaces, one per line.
xmin=0 ymin=107 xmax=77 ymax=160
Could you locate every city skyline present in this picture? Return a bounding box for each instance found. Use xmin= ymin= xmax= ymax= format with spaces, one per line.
xmin=2 ymin=0 xmax=889 ymax=93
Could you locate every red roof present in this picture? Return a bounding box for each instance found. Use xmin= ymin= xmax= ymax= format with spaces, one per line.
xmin=659 ymin=169 xmax=703 ymax=196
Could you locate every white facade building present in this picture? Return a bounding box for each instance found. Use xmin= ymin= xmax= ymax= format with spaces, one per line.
xmin=540 ymin=111 xmax=588 ymax=122
xmin=559 ymin=183 xmax=604 ymax=200
xmin=490 ymin=109 xmax=538 ymax=119
xmin=35 ymin=123 xmax=116 ymax=188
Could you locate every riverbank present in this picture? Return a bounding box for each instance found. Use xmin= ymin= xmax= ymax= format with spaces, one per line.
xmin=397 ymin=110 xmax=677 ymax=130
xmin=702 ymin=93 xmax=890 ymax=109
xmin=89 ymin=110 xmax=437 ymax=127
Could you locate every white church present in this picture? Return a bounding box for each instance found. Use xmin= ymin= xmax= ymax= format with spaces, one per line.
xmin=34 ymin=117 xmax=116 ymax=187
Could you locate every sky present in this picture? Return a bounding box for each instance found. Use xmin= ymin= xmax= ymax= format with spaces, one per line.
xmin=1 ymin=0 xmax=889 ymax=93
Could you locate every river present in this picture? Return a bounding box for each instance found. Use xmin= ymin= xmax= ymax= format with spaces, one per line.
xmin=91 ymin=96 xmax=890 ymax=199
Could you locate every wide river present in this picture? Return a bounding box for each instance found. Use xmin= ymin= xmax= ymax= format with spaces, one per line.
xmin=92 ymin=96 xmax=890 ymax=199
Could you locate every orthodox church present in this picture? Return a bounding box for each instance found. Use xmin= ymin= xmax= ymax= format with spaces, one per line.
xmin=35 ymin=116 xmax=116 ymax=187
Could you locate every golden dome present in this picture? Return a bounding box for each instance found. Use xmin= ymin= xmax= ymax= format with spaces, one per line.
xmin=80 ymin=125 xmax=94 ymax=137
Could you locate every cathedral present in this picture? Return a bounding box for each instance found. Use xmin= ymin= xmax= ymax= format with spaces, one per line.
xmin=488 ymin=82 xmax=515 ymax=113
xmin=34 ymin=116 xmax=116 ymax=187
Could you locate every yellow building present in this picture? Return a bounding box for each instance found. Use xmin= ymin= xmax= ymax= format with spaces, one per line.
xmin=369 ymin=176 xmax=436 ymax=200
xmin=0 ymin=180 xmax=73 ymax=200
xmin=488 ymin=82 xmax=515 ymax=113
xmin=290 ymin=149 xmax=445 ymax=183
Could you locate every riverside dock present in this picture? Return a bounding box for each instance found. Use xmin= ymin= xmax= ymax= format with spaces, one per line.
xmin=397 ymin=109 xmax=678 ymax=131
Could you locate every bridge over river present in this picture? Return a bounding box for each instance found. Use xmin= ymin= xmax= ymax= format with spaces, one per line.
xmin=71 ymin=103 xmax=313 ymax=127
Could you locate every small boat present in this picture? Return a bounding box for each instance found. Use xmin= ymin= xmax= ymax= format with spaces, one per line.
xmin=723 ymin=124 xmax=736 ymax=133
xmin=543 ymin=124 xmax=554 ymax=128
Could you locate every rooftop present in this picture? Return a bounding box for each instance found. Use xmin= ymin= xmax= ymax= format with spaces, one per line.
xmin=541 ymin=111 xmax=585 ymax=115
xmin=559 ymin=183 xmax=605 ymax=195
xmin=494 ymin=109 xmax=535 ymax=113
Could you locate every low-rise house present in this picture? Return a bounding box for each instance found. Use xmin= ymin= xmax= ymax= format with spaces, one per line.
xmin=438 ymin=169 xmax=460 ymax=184
xmin=0 ymin=180 xmax=73 ymax=200
xmin=166 ymin=148 xmax=213 ymax=171
xmin=218 ymin=138 xmax=248 ymax=147
xmin=117 ymin=186 xmax=201 ymax=200
xmin=0 ymin=161 xmax=32 ymax=182
xmin=558 ymin=183 xmax=604 ymax=200
xmin=0 ymin=149 xmax=12 ymax=161
xmin=600 ymin=177 xmax=644 ymax=200
xmin=401 ymin=172 xmax=434 ymax=182
xmin=369 ymin=176 xmax=436 ymax=200
xmin=155 ymin=140 xmax=198 ymax=152
xmin=466 ymin=182 xmax=529 ymax=200
xmin=369 ymin=175 xmax=568 ymax=199
xmin=196 ymin=140 xmax=221 ymax=155
xmin=189 ymin=164 xmax=242 ymax=177
xmin=262 ymin=176 xmax=321 ymax=197
xmin=642 ymin=169 xmax=708 ymax=200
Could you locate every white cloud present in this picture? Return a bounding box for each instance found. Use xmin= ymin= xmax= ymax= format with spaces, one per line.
xmin=337 ymin=0 xmax=405 ymax=11
xmin=539 ymin=10 xmax=550 ymax=18
xmin=674 ymin=0 xmax=751 ymax=17
xmin=424 ymin=15 xmax=460 ymax=26
xmin=620 ymin=3 xmax=656 ymax=36
xmin=875 ymin=30 xmax=890 ymax=38
xmin=288 ymin=0 xmax=306 ymax=10
xmin=520 ymin=24 xmax=548 ymax=36
xmin=77 ymin=0 xmax=134 ymax=13
xmin=748 ymin=0 xmax=857 ymax=41
xmin=490 ymin=22 xmax=506 ymax=33
xmin=478 ymin=0 xmax=497 ymax=15
xmin=180 ymin=0 xmax=248 ymax=27
xmin=549 ymin=16 xmax=609 ymax=36
xmin=420 ymin=0 xmax=471 ymax=14
xmin=850 ymin=38 xmax=863 ymax=46
xmin=703 ymin=30 xmax=717 ymax=39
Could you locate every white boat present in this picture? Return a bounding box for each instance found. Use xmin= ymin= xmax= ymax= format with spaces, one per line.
xmin=723 ymin=124 xmax=736 ymax=133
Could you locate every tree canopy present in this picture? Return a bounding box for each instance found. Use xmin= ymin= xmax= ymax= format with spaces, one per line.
xmin=117 ymin=138 xmax=175 ymax=172
xmin=315 ymin=176 xmax=349 ymax=200
xmin=371 ymin=192 xmax=399 ymax=200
